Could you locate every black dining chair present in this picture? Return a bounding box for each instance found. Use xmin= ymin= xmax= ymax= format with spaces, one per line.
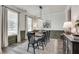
xmin=42 ymin=31 xmax=50 ymax=46
xmin=47 ymin=31 xmax=50 ymax=42
xmin=38 ymin=31 xmax=47 ymax=49
xmin=27 ymin=32 xmax=39 ymax=54
xmin=48 ymin=31 xmax=50 ymax=41
xmin=37 ymin=35 xmax=46 ymax=50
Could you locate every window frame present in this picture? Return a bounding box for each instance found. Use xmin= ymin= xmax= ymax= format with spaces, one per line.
xmin=27 ymin=16 xmax=33 ymax=32
xmin=7 ymin=8 xmax=19 ymax=36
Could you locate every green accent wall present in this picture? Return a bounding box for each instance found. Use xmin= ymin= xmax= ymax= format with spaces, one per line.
xmin=50 ymin=30 xmax=64 ymax=39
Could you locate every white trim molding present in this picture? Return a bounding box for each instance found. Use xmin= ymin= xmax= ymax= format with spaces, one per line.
xmin=0 ymin=6 xmax=2 ymax=53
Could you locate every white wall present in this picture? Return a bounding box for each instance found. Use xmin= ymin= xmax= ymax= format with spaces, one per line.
xmin=71 ymin=6 xmax=79 ymax=22
xmin=19 ymin=13 xmax=26 ymax=31
xmin=51 ymin=12 xmax=65 ymax=30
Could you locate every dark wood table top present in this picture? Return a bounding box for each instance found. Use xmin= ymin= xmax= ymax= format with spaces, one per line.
xmin=63 ymin=33 xmax=79 ymax=42
xmin=35 ymin=33 xmax=43 ymax=36
xmin=35 ymin=33 xmax=43 ymax=41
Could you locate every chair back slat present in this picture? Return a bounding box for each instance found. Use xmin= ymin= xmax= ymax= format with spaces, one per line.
xmin=27 ymin=32 xmax=35 ymax=43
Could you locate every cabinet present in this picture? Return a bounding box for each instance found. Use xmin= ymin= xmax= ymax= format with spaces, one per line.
xmin=62 ymin=34 xmax=79 ymax=54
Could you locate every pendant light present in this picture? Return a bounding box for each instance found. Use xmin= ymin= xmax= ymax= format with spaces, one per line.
xmin=39 ymin=6 xmax=43 ymax=19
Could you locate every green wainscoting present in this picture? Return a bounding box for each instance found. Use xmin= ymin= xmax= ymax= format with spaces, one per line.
xmin=8 ymin=31 xmax=25 ymax=45
xmin=8 ymin=35 xmax=17 ymax=45
xmin=50 ymin=30 xmax=64 ymax=39
xmin=20 ymin=31 xmax=25 ymax=41
xmin=8 ymin=30 xmax=63 ymax=45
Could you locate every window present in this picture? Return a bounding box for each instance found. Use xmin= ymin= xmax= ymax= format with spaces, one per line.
xmin=8 ymin=9 xmax=18 ymax=36
xmin=27 ymin=17 xmax=32 ymax=31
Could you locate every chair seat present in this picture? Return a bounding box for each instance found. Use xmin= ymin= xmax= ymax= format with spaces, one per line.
xmin=29 ymin=40 xmax=38 ymax=44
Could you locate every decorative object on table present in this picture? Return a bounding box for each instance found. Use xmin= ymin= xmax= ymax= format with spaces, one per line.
xmin=63 ymin=21 xmax=72 ymax=34
xmin=75 ymin=20 xmax=79 ymax=34
xmin=71 ymin=16 xmax=79 ymax=38
xmin=71 ymin=19 xmax=79 ymax=40
xmin=43 ymin=20 xmax=51 ymax=28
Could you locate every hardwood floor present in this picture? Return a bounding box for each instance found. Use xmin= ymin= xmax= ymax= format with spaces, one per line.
xmin=2 ymin=39 xmax=63 ymax=54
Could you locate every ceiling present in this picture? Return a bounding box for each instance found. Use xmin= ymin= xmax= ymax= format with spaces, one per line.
xmin=15 ymin=5 xmax=67 ymax=17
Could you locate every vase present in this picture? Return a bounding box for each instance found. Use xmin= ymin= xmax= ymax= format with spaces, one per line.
xmin=76 ymin=27 xmax=79 ymax=34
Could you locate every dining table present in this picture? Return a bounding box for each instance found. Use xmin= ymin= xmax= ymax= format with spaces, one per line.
xmin=34 ymin=32 xmax=44 ymax=41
